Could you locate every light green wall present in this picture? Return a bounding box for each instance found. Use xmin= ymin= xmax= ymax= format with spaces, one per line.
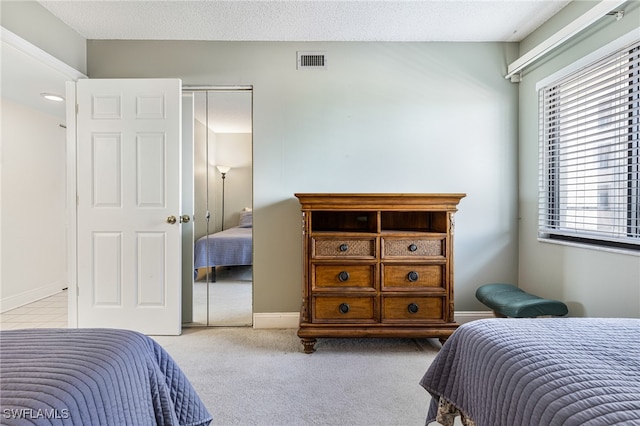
xmin=517 ymin=1 xmax=640 ymax=317
xmin=6 ymin=1 xmax=636 ymax=318
xmin=87 ymin=40 xmax=520 ymax=313
xmin=0 ymin=0 xmax=86 ymax=74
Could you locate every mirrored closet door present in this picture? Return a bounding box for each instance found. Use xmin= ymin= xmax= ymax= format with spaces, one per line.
xmin=188 ymin=88 xmax=253 ymax=326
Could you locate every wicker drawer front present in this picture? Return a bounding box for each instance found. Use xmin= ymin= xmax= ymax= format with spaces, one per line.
xmin=313 ymin=296 xmax=376 ymax=321
xmin=382 ymin=264 xmax=444 ymax=289
xmin=312 ymin=238 xmax=376 ymax=258
xmin=381 ymin=296 xmax=443 ymax=322
xmin=382 ymin=237 xmax=444 ymax=258
xmin=313 ymin=264 xmax=375 ymax=290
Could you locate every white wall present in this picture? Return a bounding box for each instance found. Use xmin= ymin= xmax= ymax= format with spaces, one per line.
xmin=0 ymin=1 xmax=86 ymax=74
xmin=0 ymin=99 xmax=67 ymax=311
xmin=0 ymin=1 xmax=85 ymax=312
xmin=88 ymin=40 xmax=520 ymax=314
xmin=517 ymin=1 xmax=640 ymax=317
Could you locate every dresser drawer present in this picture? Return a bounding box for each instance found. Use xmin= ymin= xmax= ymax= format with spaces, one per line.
xmin=313 ymin=264 xmax=375 ymax=290
xmin=382 ymin=264 xmax=445 ymax=289
xmin=381 ymin=237 xmax=444 ymax=258
xmin=312 ymin=237 xmax=376 ymax=258
xmin=313 ymin=296 xmax=376 ymax=322
xmin=381 ymin=296 xmax=444 ymax=322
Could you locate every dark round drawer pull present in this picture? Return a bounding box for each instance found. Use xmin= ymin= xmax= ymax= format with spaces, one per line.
xmin=339 ymin=303 xmax=350 ymax=314
xmin=408 ymin=243 xmax=418 ymax=252
xmin=407 ymin=303 xmax=419 ymax=314
xmin=407 ymin=271 xmax=419 ymax=282
xmin=339 ymin=244 xmax=349 ymax=252
xmin=338 ymin=271 xmax=350 ymax=282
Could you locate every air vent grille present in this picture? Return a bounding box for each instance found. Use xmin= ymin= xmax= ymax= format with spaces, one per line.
xmin=297 ymin=52 xmax=327 ymax=70
xmin=301 ymin=55 xmax=324 ymax=67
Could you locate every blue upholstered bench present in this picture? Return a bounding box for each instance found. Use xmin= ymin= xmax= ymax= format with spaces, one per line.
xmin=475 ymin=283 xmax=568 ymax=318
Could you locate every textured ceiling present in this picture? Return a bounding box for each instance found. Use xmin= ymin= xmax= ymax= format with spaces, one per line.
xmin=38 ymin=0 xmax=572 ymax=43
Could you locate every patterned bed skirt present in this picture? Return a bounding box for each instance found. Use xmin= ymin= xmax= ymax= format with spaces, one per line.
xmin=435 ymin=397 xmax=476 ymax=426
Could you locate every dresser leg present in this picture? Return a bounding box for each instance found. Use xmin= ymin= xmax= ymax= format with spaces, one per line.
xmin=301 ymin=338 xmax=317 ymax=354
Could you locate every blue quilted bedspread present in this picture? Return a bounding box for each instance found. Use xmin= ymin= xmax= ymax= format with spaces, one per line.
xmin=0 ymin=328 xmax=212 ymax=426
xmin=420 ymin=318 xmax=640 ymax=426
xmin=194 ymin=227 xmax=252 ymax=271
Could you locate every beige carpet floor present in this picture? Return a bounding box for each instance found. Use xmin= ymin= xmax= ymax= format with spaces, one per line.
xmin=153 ymin=327 xmax=448 ymax=426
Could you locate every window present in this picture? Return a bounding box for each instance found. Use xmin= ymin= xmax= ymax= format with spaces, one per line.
xmin=538 ymin=40 xmax=640 ymax=251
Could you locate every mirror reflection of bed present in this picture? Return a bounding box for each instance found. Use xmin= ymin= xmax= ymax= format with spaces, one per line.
xmin=189 ymin=89 xmax=253 ymax=327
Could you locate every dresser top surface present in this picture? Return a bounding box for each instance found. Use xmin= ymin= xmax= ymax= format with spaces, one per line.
xmin=294 ymin=193 xmax=466 ymax=210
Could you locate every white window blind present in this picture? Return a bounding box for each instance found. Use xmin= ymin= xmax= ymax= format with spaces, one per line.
xmin=538 ymin=39 xmax=640 ymax=250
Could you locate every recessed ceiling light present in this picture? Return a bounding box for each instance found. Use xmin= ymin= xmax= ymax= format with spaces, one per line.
xmin=41 ymin=93 xmax=65 ymax=102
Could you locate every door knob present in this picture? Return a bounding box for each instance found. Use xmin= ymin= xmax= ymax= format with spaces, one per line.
xmin=166 ymin=215 xmax=177 ymax=224
xmin=180 ymin=215 xmax=191 ymax=223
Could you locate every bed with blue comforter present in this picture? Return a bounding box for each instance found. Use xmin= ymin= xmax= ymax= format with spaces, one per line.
xmin=420 ymin=318 xmax=640 ymax=426
xmin=0 ymin=328 xmax=212 ymax=426
xmin=194 ymin=227 xmax=252 ymax=280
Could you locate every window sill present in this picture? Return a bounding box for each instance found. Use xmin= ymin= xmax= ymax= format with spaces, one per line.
xmin=538 ymin=237 xmax=640 ymax=257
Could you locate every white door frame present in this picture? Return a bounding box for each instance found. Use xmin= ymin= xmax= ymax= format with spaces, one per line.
xmin=66 ymin=81 xmax=79 ymax=327
xmin=181 ymin=92 xmax=195 ymax=323
xmin=181 ymin=86 xmax=254 ymax=326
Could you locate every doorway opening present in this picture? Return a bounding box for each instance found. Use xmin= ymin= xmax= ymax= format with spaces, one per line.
xmin=184 ymin=87 xmax=253 ymax=327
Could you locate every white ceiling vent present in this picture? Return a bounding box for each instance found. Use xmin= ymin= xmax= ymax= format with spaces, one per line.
xmin=297 ymin=51 xmax=327 ymax=70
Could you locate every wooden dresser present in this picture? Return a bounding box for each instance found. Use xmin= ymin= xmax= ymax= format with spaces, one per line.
xmin=294 ymin=193 xmax=465 ymax=353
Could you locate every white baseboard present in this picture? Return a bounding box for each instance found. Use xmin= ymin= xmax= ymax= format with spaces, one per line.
xmin=0 ymin=281 xmax=66 ymax=313
xmin=454 ymin=310 xmax=494 ymax=324
xmin=253 ymin=312 xmax=300 ymax=329
xmin=252 ymin=310 xmax=494 ymax=329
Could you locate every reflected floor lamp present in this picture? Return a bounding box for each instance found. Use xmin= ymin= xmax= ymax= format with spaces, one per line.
xmin=216 ymin=165 xmax=231 ymax=230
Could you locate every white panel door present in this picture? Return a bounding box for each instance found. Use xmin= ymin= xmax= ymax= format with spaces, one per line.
xmin=76 ymin=79 xmax=182 ymax=335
